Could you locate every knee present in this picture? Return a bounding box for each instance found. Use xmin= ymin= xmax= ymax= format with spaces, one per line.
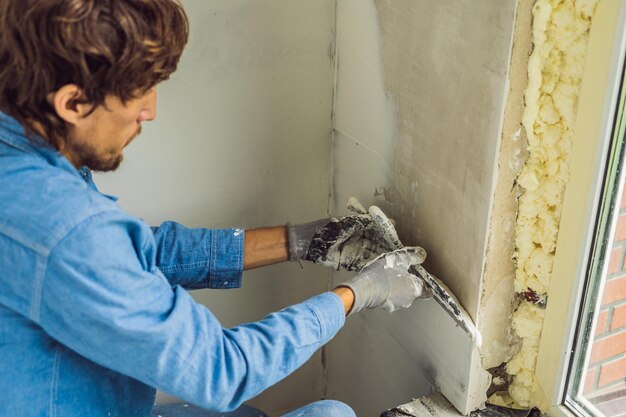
xmin=309 ymin=400 xmax=356 ymax=417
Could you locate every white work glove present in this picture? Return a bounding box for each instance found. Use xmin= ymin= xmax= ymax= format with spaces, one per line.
xmin=287 ymin=198 xmax=426 ymax=271
xmin=336 ymin=247 xmax=432 ymax=315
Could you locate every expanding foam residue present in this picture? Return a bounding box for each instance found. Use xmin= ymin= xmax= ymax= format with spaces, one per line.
xmin=503 ymin=0 xmax=598 ymax=407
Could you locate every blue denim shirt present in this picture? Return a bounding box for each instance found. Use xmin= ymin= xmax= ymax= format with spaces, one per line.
xmin=0 ymin=113 xmax=345 ymax=417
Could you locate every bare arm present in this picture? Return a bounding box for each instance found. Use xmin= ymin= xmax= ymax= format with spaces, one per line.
xmin=243 ymin=226 xmax=289 ymax=270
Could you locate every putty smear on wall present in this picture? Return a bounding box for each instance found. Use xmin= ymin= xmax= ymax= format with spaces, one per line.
xmin=502 ymin=0 xmax=598 ymax=408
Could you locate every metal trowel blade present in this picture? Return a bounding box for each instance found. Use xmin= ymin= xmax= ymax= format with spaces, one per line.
xmin=409 ymin=265 xmax=482 ymax=347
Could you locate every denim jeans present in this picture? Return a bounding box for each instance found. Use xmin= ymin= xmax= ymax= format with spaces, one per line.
xmin=283 ymin=400 xmax=356 ymax=417
xmin=151 ymin=400 xmax=356 ymax=417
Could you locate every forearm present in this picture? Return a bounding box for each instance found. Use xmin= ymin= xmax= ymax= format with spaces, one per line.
xmin=244 ymin=226 xmax=289 ymax=270
xmin=150 ymin=222 xmax=289 ymax=282
xmin=332 ymin=287 xmax=355 ymax=315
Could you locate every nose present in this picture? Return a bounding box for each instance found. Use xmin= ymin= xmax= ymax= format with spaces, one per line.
xmin=137 ymin=88 xmax=157 ymax=123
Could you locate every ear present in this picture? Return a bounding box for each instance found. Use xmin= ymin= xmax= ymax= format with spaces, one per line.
xmin=50 ymin=84 xmax=92 ymax=125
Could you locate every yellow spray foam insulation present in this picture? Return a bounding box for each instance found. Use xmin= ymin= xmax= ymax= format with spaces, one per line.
xmin=505 ymin=0 xmax=598 ymax=407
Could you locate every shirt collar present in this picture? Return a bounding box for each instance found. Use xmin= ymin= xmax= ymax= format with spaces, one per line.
xmin=0 ymin=112 xmax=119 ymax=201
xmin=0 ymin=112 xmax=80 ymax=176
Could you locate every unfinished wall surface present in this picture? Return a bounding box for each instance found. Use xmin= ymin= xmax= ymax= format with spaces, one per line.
xmin=373 ymin=0 xmax=517 ymax=322
xmin=94 ymin=0 xmax=336 ymax=413
xmin=326 ymin=0 xmax=517 ymax=415
xmin=478 ymin=0 xmax=533 ymax=377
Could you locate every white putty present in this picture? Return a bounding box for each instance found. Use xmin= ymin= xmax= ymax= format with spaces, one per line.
xmin=479 ymin=276 xmax=516 ymax=369
xmin=347 ymin=197 xmax=368 ymax=214
xmin=397 ymin=393 xmax=462 ymax=417
xmin=493 ymin=377 xmax=505 ymax=386
xmin=506 ymin=0 xmax=598 ymax=407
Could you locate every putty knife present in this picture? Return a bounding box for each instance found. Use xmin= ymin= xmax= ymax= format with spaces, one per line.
xmin=365 ymin=203 xmax=482 ymax=347
xmin=408 ymin=264 xmax=482 ymax=347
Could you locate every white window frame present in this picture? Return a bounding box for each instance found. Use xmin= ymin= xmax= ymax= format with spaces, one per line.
xmin=535 ymin=1 xmax=626 ymax=416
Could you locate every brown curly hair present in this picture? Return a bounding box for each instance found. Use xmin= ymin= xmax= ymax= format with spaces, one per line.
xmin=0 ymin=0 xmax=189 ymax=149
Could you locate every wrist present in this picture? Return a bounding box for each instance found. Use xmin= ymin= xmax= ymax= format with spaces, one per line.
xmin=332 ymin=286 xmax=355 ymax=316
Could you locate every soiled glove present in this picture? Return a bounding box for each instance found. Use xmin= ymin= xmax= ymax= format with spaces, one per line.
xmin=287 ymin=198 xmax=426 ymax=271
xmin=287 ymin=217 xmax=332 ymax=262
xmin=336 ymin=247 xmax=432 ymax=315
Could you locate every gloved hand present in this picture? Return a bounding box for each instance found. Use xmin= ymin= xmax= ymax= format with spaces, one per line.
xmin=287 ymin=198 xmax=426 ymax=271
xmin=336 ymin=247 xmax=432 ymax=315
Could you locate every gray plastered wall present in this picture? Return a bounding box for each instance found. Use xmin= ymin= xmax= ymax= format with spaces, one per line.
xmin=93 ymin=0 xmax=525 ymax=415
xmin=326 ymin=0 xmax=519 ymax=415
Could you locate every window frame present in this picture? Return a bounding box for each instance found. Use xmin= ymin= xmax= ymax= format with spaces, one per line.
xmin=564 ymin=41 xmax=626 ymax=417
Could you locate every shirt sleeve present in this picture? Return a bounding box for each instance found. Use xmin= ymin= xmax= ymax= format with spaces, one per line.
xmin=38 ymin=211 xmax=345 ymax=412
xmin=150 ymin=221 xmax=244 ymax=289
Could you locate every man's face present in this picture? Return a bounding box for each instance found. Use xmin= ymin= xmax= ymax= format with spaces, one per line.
xmin=65 ymin=88 xmax=157 ymax=171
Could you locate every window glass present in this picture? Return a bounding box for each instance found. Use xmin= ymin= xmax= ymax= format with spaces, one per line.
xmin=567 ymin=63 xmax=626 ymax=417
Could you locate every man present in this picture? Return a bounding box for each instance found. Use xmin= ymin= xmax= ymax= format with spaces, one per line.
xmin=0 ymin=1 xmax=429 ymax=416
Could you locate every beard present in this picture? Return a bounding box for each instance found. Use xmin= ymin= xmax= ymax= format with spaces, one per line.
xmin=76 ymin=146 xmax=124 ymax=172
xmin=67 ymin=126 xmax=141 ymax=172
